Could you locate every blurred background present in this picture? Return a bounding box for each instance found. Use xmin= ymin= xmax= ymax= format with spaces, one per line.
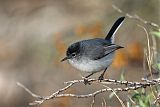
xmin=0 ymin=0 xmax=159 ymax=107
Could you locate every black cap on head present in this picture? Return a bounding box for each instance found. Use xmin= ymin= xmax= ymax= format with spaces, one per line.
xmin=61 ymin=42 xmax=80 ymax=62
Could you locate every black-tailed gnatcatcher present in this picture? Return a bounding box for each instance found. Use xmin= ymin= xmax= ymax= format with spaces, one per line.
xmin=61 ymin=16 xmax=125 ymax=81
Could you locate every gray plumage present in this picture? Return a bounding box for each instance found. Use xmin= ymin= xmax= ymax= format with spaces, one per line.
xmin=80 ymin=39 xmax=122 ymax=60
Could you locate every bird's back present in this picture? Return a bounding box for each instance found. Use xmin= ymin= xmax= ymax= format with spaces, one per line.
xmin=79 ymin=38 xmax=112 ymax=60
xmin=81 ymin=38 xmax=111 ymax=46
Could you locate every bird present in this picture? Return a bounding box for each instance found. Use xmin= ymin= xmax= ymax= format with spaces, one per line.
xmin=61 ymin=16 xmax=125 ymax=83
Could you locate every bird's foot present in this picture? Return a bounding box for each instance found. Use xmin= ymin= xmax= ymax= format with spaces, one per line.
xmin=83 ymin=78 xmax=91 ymax=85
xmin=98 ymin=75 xmax=104 ymax=81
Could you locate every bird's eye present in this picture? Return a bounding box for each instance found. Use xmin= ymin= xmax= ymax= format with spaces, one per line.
xmin=72 ymin=53 xmax=76 ymax=57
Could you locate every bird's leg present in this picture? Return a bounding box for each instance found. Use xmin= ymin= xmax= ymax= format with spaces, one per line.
xmin=98 ymin=67 xmax=108 ymax=80
xmin=85 ymin=73 xmax=94 ymax=78
xmin=83 ymin=73 xmax=94 ymax=85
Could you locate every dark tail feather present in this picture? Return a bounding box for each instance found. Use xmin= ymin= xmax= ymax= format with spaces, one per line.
xmin=105 ymin=16 xmax=125 ymax=42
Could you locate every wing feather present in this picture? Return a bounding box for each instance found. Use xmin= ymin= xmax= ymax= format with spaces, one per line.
xmin=85 ymin=44 xmax=123 ymax=60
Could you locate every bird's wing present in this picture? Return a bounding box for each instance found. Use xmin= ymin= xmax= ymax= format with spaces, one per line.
xmin=104 ymin=44 xmax=123 ymax=55
xmin=86 ymin=44 xmax=123 ymax=60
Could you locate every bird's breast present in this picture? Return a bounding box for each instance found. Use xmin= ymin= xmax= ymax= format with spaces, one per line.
xmin=68 ymin=53 xmax=114 ymax=73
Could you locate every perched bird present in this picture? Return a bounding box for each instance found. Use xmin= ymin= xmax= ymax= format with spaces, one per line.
xmin=61 ymin=16 xmax=125 ymax=82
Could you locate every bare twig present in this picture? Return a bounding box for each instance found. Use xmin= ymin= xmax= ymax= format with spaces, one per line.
xmin=17 ymin=79 xmax=77 ymax=105
xmin=112 ymin=5 xmax=160 ymax=30
xmin=153 ymin=94 xmax=160 ymax=105
xmin=17 ymin=78 xmax=160 ymax=105
xmin=102 ymin=84 xmax=125 ymax=107
xmin=64 ymin=78 xmax=154 ymax=86
xmin=17 ymin=82 xmax=43 ymax=99
xmin=137 ymin=25 xmax=156 ymax=98
xmin=91 ymin=95 xmax=96 ymax=107
xmin=102 ymin=98 xmax=107 ymax=107
xmin=137 ymin=25 xmax=153 ymax=77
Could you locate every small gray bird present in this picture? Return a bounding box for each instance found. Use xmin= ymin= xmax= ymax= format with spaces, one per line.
xmin=61 ymin=17 xmax=125 ymax=82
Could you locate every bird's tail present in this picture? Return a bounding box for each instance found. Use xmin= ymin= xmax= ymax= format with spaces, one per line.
xmin=105 ymin=16 xmax=125 ymax=43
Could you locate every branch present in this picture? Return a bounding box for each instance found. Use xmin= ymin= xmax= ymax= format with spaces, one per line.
xmin=17 ymin=78 xmax=160 ymax=106
xmin=17 ymin=80 xmax=76 ymax=105
xmin=112 ymin=5 xmax=160 ymax=30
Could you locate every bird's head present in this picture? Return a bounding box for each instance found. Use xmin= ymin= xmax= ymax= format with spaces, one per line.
xmin=61 ymin=42 xmax=81 ymax=62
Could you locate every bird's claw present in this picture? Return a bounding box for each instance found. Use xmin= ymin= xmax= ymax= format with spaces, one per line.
xmin=98 ymin=75 xmax=104 ymax=81
xmin=83 ymin=78 xmax=91 ymax=85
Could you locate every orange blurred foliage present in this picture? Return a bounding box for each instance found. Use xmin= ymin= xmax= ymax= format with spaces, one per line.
xmin=112 ymin=50 xmax=128 ymax=69
xmin=126 ymin=42 xmax=143 ymax=61
xmin=53 ymin=32 xmax=67 ymax=66
xmin=112 ymin=42 xmax=143 ymax=69
xmin=75 ymin=25 xmax=87 ymax=37
xmin=54 ymin=32 xmax=66 ymax=55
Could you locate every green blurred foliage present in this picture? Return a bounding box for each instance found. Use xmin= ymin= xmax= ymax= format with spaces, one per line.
xmin=151 ymin=31 xmax=160 ymax=38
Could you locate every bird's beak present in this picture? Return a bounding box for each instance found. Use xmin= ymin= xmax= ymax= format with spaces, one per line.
xmin=118 ymin=46 xmax=124 ymax=49
xmin=61 ymin=56 xmax=69 ymax=62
